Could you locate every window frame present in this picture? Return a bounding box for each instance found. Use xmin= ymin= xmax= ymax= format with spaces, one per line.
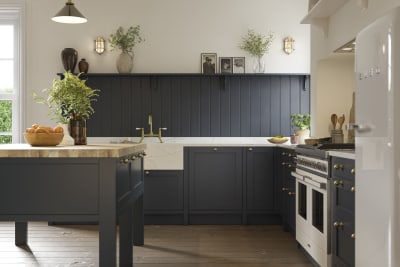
xmin=0 ymin=0 xmax=26 ymax=143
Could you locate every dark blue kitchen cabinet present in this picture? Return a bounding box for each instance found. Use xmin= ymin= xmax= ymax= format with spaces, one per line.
xmin=185 ymin=147 xmax=243 ymax=224
xmin=331 ymin=157 xmax=355 ymax=267
xmin=275 ymin=147 xmax=296 ymax=235
xmin=81 ymin=73 xmax=310 ymax=138
xmin=143 ymin=170 xmax=184 ymax=224
xmin=245 ymin=147 xmax=279 ymax=224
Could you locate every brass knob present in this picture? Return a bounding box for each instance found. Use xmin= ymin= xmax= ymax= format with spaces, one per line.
xmin=333 ymin=164 xmax=343 ymax=170
xmin=288 ymin=153 xmax=293 ymax=157
xmin=145 ymin=171 xmax=150 ymax=175
xmin=287 ymin=164 xmax=293 ymax=168
xmin=333 ymin=221 xmax=344 ymax=228
xmin=351 ymin=186 xmax=355 ymax=193
xmin=351 ymin=168 xmax=355 ymax=175
xmin=282 ymin=187 xmax=289 ymax=191
xmin=351 ymin=233 xmax=355 ymax=239
xmin=130 ymin=155 xmax=137 ymax=160
xmin=248 ymin=147 xmax=253 ymax=151
xmin=282 ymin=162 xmax=287 ymax=166
xmin=288 ymin=192 xmax=296 ymax=196
xmin=120 ymin=158 xmax=129 ymax=164
xmin=334 ymin=180 xmax=343 ymax=186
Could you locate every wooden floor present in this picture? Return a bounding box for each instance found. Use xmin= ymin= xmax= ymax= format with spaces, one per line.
xmin=0 ymin=222 xmax=313 ymax=267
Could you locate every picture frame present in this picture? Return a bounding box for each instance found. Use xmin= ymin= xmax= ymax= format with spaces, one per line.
xmin=233 ymin=57 xmax=245 ymax=73
xmin=201 ymin=53 xmax=217 ymax=74
xmin=219 ymin=57 xmax=233 ymax=74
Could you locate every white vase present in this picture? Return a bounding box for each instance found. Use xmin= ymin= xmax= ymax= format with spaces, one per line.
xmin=252 ymin=56 xmax=265 ymax=73
xmin=116 ymin=52 xmax=133 ymax=73
xmin=58 ymin=124 xmax=75 ymax=146
xmin=295 ymin=129 xmax=310 ymax=144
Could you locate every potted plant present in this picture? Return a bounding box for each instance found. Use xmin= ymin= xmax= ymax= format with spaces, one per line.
xmin=109 ymin=25 xmax=145 ymax=73
xmin=34 ymin=71 xmax=99 ymax=145
xmin=240 ymin=29 xmax=274 ymax=73
xmin=290 ymin=113 xmax=311 ymax=144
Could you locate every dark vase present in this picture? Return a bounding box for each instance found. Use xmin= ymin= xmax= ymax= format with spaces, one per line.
xmin=78 ymin=58 xmax=89 ymax=73
xmin=69 ymin=117 xmax=87 ymax=145
xmin=61 ymin=48 xmax=78 ymax=72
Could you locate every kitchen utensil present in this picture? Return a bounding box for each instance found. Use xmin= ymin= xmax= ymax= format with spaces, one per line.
xmin=338 ymin=114 xmax=345 ymax=130
xmin=331 ymin=114 xmax=338 ymax=130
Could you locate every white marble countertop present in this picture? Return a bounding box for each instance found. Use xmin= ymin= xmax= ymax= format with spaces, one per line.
xmin=0 ymin=143 xmax=146 ymax=158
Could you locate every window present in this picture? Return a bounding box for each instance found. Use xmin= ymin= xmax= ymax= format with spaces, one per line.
xmin=0 ymin=1 xmax=25 ymax=144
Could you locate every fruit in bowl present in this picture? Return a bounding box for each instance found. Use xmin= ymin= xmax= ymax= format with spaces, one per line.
xmin=267 ymin=135 xmax=289 ymax=144
xmin=24 ymin=124 xmax=64 ymax=146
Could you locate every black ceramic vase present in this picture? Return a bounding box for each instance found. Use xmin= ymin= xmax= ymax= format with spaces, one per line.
xmin=78 ymin=58 xmax=89 ymax=73
xmin=69 ymin=117 xmax=87 ymax=145
xmin=61 ymin=48 xmax=78 ymax=72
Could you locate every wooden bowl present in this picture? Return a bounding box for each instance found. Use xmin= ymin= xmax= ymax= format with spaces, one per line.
xmin=24 ymin=133 xmax=64 ymax=146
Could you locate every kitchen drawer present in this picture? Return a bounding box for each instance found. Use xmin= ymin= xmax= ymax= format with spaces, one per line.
xmin=331 ymin=157 xmax=355 ymax=180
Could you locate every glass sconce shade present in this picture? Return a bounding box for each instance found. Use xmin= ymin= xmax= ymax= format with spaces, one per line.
xmin=52 ymin=0 xmax=87 ymax=24
xmin=283 ymin=37 xmax=295 ymax=55
xmin=95 ymin=37 xmax=105 ymax=54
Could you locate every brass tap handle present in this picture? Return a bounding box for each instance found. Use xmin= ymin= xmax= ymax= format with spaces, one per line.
xmin=136 ymin=128 xmax=145 ymax=143
xmin=148 ymin=114 xmax=153 ymax=134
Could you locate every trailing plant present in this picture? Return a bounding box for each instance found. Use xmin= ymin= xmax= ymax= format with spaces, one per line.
xmin=240 ymin=29 xmax=274 ymax=58
xmin=291 ymin=113 xmax=311 ymax=130
xmin=34 ymin=71 xmax=100 ymax=124
xmin=109 ymin=25 xmax=145 ymax=54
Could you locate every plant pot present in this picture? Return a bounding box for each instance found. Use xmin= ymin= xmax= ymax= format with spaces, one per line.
xmin=294 ymin=129 xmax=310 ymax=144
xmin=252 ymin=56 xmax=265 ymax=73
xmin=69 ymin=118 xmax=87 ymax=145
xmin=116 ymin=52 xmax=133 ymax=73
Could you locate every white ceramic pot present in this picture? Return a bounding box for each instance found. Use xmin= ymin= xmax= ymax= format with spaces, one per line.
xmin=58 ymin=124 xmax=75 ymax=146
xmin=295 ymin=129 xmax=310 ymax=144
xmin=116 ymin=52 xmax=133 ymax=73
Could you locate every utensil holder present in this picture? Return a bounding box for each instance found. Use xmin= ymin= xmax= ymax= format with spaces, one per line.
xmin=331 ymin=129 xmax=344 ymax=144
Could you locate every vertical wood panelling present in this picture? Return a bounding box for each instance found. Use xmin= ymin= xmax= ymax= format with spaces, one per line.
xmin=84 ymin=74 xmax=309 ymax=137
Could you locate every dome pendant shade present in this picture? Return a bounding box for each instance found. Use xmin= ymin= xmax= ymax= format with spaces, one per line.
xmin=52 ymin=1 xmax=87 ymax=24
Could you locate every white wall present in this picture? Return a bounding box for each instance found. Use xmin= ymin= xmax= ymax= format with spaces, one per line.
xmin=310 ymin=0 xmax=400 ymax=137
xmin=25 ymin=0 xmax=310 ymax=127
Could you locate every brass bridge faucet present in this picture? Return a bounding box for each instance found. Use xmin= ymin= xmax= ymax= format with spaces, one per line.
xmin=136 ymin=114 xmax=167 ymax=143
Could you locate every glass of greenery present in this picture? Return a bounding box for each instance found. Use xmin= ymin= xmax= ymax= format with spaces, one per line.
xmin=240 ymin=29 xmax=274 ymax=73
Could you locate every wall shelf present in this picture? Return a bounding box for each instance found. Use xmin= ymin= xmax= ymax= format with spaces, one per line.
xmin=301 ymin=0 xmax=349 ymax=36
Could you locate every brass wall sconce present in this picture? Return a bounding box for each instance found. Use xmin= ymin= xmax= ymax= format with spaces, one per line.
xmin=94 ymin=37 xmax=105 ymax=55
xmin=283 ymin=37 xmax=295 ymax=55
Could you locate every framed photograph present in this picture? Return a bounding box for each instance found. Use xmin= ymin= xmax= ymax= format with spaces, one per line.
xmin=219 ymin=57 xmax=233 ymax=74
xmin=201 ymin=53 xmax=217 ymax=74
xmin=233 ymin=57 xmax=245 ymax=73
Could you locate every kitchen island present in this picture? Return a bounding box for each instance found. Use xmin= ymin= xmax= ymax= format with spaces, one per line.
xmin=0 ymin=143 xmax=146 ymax=267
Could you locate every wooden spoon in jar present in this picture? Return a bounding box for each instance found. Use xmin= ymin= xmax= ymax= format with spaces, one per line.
xmin=338 ymin=114 xmax=345 ymax=130
xmin=331 ymin=114 xmax=338 ymax=130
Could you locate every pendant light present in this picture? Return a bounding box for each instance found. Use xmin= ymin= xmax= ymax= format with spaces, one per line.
xmin=52 ymin=0 xmax=87 ymax=24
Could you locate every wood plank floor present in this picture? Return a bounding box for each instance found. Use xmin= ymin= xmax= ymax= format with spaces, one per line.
xmin=0 ymin=222 xmax=313 ymax=266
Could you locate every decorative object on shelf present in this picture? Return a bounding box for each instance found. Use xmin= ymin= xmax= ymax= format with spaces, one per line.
xmin=240 ymin=29 xmax=274 ymax=73
xmin=109 ymin=25 xmax=145 ymax=73
xmin=78 ymin=58 xmax=89 ymax=73
xmin=51 ymin=0 xmax=87 ymax=24
xmin=232 ymin=57 xmax=245 ymax=73
xmin=201 ymin=53 xmax=217 ymax=74
xmin=290 ymin=113 xmax=311 ymax=144
xmin=33 ymin=71 xmax=99 ymax=145
xmin=61 ymin=48 xmax=78 ymax=72
xmin=283 ymin=37 xmax=295 ymax=55
xmin=94 ymin=36 xmax=105 ymax=54
xmin=219 ymin=57 xmax=233 ymax=74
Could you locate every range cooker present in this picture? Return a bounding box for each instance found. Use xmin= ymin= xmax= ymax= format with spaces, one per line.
xmin=292 ymin=143 xmax=354 ymax=267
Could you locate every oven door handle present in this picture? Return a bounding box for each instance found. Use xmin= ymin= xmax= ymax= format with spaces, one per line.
xmin=291 ymin=171 xmax=326 ymax=189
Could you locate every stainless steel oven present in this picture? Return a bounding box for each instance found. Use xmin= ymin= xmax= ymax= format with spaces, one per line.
xmin=292 ymin=152 xmax=330 ymax=267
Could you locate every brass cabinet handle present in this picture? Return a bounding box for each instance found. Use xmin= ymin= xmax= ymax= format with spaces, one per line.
xmin=351 ymin=186 xmax=355 ymax=193
xmin=288 ymin=192 xmax=296 ymax=196
xmin=333 ymin=164 xmax=344 ymax=170
xmin=351 ymin=168 xmax=355 ymax=175
xmin=120 ymin=158 xmax=129 ymax=164
xmin=282 ymin=187 xmax=289 ymax=191
xmin=334 ymin=180 xmax=344 ymax=186
xmin=333 ymin=221 xmax=344 ymax=228
xmin=351 ymin=233 xmax=355 ymax=239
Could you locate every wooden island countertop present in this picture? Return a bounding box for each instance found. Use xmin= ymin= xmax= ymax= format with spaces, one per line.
xmin=0 ymin=143 xmax=146 ymax=158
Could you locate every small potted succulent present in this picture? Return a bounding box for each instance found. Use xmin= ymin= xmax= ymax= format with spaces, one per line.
xmin=34 ymin=71 xmax=99 ymax=145
xmin=109 ymin=25 xmax=145 ymax=73
xmin=240 ymin=29 xmax=274 ymax=73
xmin=290 ymin=113 xmax=311 ymax=144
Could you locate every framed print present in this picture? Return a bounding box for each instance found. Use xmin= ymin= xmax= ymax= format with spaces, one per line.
xmin=201 ymin=53 xmax=217 ymax=74
xmin=219 ymin=57 xmax=233 ymax=74
xmin=233 ymin=57 xmax=245 ymax=73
